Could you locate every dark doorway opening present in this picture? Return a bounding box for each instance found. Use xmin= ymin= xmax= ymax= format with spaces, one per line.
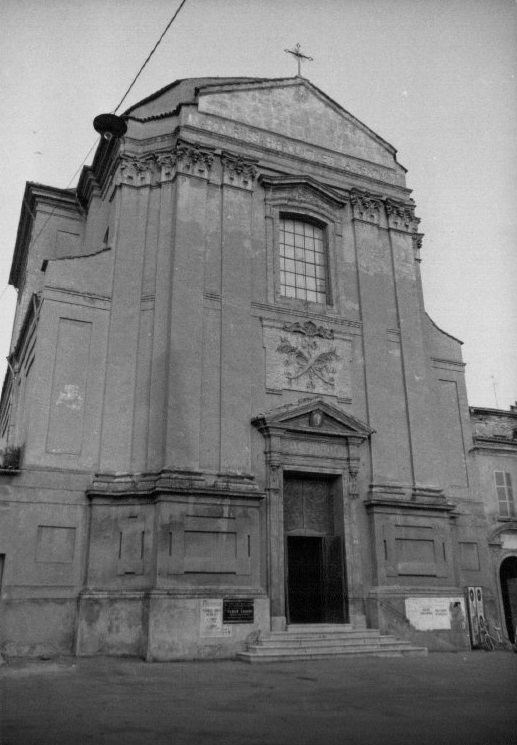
xmin=286 ymin=535 xmax=346 ymax=624
xmin=500 ymin=556 xmax=517 ymax=643
xmin=287 ymin=536 xmax=324 ymax=623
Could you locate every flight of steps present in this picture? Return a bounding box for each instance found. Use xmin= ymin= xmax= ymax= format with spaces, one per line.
xmin=238 ymin=624 xmax=427 ymax=663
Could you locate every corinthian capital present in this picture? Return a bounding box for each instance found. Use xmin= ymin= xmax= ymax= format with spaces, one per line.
xmin=175 ymin=141 xmax=213 ymax=178
xmin=155 ymin=151 xmax=176 ymax=183
xmin=385 ymin=199 xmax=420 ymax=233
xmin=118 ymin=153 xmax=155 ymax=186
xmin=350 ymin=190 xmax=382 ymax=224
xmin=221 ymin=152 xmax=258 ymax=190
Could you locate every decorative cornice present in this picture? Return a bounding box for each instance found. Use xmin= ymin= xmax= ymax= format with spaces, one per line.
xmin=221 ymin=152 xmax=258 ymax=190
xmin=259 ymin=175 xmax=346 ymax=212
xmin=87 ymin=468 xmax=263 ymax=500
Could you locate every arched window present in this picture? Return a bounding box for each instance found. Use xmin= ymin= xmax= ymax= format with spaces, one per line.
xmin=279 ymin=216 xmax=327 ymax=303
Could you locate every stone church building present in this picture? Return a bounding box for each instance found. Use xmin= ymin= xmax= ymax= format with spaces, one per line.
xmin=1 ymin=77 xmax=515 ymax=660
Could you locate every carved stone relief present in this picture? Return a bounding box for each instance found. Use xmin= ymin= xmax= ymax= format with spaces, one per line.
xmin=262 ymin=319 xmax=352 ymax=397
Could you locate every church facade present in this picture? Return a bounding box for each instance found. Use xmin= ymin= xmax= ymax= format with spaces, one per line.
xmin=0 ymin=77 xmax=515 ymax=659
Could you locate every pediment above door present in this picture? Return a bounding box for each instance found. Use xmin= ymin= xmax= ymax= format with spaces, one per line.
xmin=252 ymin=396 xmax=373 ymax=441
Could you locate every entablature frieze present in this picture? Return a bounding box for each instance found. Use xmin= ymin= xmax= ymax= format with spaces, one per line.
xmin=182 ymin=109 xmax=408 ymax=189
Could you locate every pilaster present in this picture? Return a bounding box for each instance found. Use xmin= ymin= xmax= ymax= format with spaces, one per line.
xmin=219 ymin=152 xmax=258 ymax=473
xmin=165 ymin=142 xmax=214 ymax=470
xmin=386 ymin=201 xmax=442 ymax=492
xmin=99 ymin=157 xmax=153 ymax=472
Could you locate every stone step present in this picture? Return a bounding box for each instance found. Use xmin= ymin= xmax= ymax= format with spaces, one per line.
xmin=238 ymin=644 xmax=428 ymax=663
xmin=255 ymin=637 xmax=386 ymax=650
xmin=267 ymin=630 xmax=382 ymax=642
xmin=286 ymin=624 xmax=353 ymax=633
xmin=238 ymin=624 xmax=428 ymax=663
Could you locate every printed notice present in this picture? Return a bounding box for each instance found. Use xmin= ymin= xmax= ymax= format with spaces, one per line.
xmin=405 ymin=597 xmax=466 ymax=631
xmin=200 ymin=599 xmax=232 ymax=638
xmin=200 ymin=599 xmax=223 ymax=637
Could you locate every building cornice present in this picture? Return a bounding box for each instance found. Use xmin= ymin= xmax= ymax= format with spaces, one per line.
xmin=9 ymin=183 xmax=82 ymax=289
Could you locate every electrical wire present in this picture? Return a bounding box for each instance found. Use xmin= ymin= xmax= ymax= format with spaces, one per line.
xmin=113 ymin=0 xmax=189 ymax=114
xmin=24 ymin=0 xmax=190 ymax=253
xmin=5 ymin=0 xmax=190 ymax=287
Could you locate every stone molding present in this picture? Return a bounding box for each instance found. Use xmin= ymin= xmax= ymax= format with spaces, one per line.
xmin=282 ymin=320 xmax=334 ymax=340
xmin=87 ymin=469 xmax=263 ymax=500
xmin=260 ymin=175 xmax=346 ymax=220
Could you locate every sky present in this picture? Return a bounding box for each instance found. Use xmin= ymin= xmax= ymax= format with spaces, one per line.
xmin=1 ymin=0 xmax=516 ymax=409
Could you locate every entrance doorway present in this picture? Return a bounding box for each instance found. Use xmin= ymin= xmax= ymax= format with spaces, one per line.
xmin=500 ymin=556 xmax=517 ymax=643
xmin=287 ymin=536 xmax=324 ymax=623
xmin=283 ymin=474 xmax=346 ymax=624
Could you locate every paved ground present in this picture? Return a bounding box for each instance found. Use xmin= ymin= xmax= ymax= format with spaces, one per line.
xmin=0 ymin=652 xmax=516 ymax=745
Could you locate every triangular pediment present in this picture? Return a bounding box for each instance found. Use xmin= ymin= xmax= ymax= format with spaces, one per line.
xmin=196 ymin=78 xmax=398 ymax=170
xmin=252 ymin=397 xmax=373 ymax=440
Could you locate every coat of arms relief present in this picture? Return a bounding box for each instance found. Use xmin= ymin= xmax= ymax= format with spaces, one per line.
xmin=262 ymin=319 xmax=352 ymax=399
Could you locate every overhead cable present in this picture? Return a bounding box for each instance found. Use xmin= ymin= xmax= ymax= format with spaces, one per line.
xmin=113 ymin=0 xmax=189 ymax=114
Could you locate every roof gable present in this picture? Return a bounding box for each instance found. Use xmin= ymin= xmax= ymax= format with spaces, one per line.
xmin=197 ymin=78 xmax=398 ymax=169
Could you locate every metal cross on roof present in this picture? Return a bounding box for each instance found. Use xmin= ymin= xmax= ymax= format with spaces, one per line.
xmin=284 ymin=43 xmax=314 ymax=77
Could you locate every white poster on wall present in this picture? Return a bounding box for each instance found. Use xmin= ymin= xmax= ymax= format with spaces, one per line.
xmin=200 ymin=599 xmax=231 ymax=637
xmin=405 ymin=597 xmax=466 ymax=631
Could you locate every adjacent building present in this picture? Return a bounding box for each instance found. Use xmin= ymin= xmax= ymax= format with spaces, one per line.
xmin=0 ymin=76 xmax=515 ymax=659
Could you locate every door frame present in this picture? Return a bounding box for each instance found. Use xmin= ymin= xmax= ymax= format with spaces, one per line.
xmin=252 ymin=397 xmax=372 ymax=632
